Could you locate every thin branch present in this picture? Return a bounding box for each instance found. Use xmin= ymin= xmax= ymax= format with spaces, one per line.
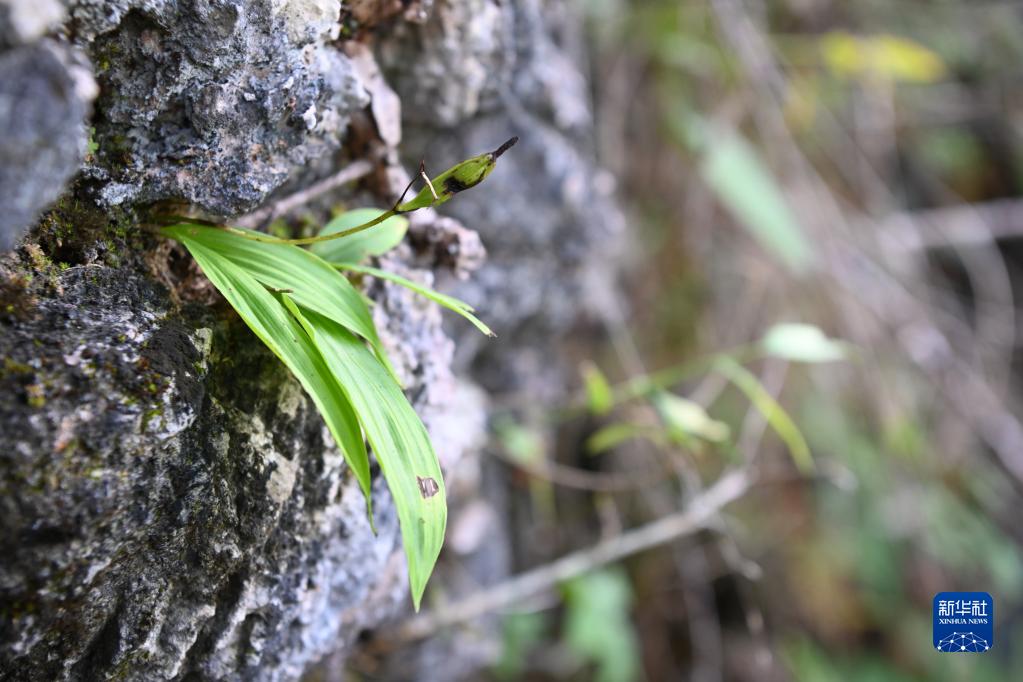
xmin=389 ymin=469 xmax=752 ymax=643
xmin=493 ymin=447 xmax=668 ymax=492
xmin=234 ymin=157 xmax=376 ymax=228
xmin=877 ymin=199 xmax=1023 ymax=253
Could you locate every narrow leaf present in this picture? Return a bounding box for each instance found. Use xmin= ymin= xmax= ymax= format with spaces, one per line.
xmin=698 ymin=128 xmax=813 ymax=272
xmin=163 ymin=223 xmax=399 ymax=381
xmin=562 ymin=569 xmax=641 ymax=682
xmin=494 ymin=418 xmax=545 ymax=465
xmin=174 ymin=238 xmax=375 ymax=518
xmin=586 ymin=422 xmax=661 ymax=455
xmin=713 ymin=356 xmax=814 ymax=472
xmin=334 ymin=262 xmax=495 ymax=337
xmin=653 ymin=392 xmax=731 ymax=443
xmin=581 ymin=362 xmax=614 ymax=416
xmin=291 ymin=304 xmax=446 ymax=611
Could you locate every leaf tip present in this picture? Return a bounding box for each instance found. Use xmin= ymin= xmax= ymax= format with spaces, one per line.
xmin=492 ymin=136 xmax=519 ymax=159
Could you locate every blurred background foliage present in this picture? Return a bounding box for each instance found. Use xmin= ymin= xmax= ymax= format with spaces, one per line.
xmin=396 ymin=1 xmax=1023 ymax=680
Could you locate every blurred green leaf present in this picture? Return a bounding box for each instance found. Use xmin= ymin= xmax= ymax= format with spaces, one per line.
xmin=581 ymin=362 xmax=615 ymax=416
xmin=821 ymin=32 xmax=947 ymax=83
xmin=761 ymin=323 xmax=847 ymax=363
xmin=494 ymin=418 xmax=545 ymax=465
xmin=783 ymin=638 xmax=920 ymax=682
xmin=86 ymin=126 xmax=99 ymax=156
xmin=782 ymin=638 xmax=841 ymax=682
xmin=494 ymin=612 xmax=548 ymax=680
xmin=653 ymin=391 xmax=730 ymax=443
xmin=921 ymin=487 xmax=1023 ymax=599
xmin=310 ymin=207 xmax=408 ymax=263
xmin=714 ymin=356 xmax=814 ymax=471
xmin=586 ymin=422 xmax=662 ymax=454
xmin=698 ymin=127 xmax=813 ymax=272
xmin=562 ymin=569 xmax=640 ymax=682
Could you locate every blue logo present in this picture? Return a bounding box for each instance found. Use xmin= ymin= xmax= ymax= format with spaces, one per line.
xmin=933 ymin=592 xmax=993 ymax=653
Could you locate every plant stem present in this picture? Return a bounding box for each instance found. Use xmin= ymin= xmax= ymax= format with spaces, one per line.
xmin=221 ymin=208 xmax=399 ymax=245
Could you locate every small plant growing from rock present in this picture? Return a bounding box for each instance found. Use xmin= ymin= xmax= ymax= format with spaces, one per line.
xmin=162 ymin=139 xmax=516 ymax=609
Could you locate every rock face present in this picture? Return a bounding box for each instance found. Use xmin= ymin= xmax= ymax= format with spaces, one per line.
xmin=381 ymin=0 xmax=624 ymax=396
xmin=0 ymin=0 xmax=619 ymax=679
xmin=0 ymin=39 xmax=95 ymax=251
xmin=76 ymin=0 xmax=366 ymax=214
xmin=0 ymin=250 xmax=474 ymax=680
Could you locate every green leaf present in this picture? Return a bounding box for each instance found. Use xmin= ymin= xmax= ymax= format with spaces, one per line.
xmin=493 ymin=417 xmax=544 ymax=465
xmin=494 ymin=612 xmax=548 ymax=680
xmin=761 ymin=323 xmax=847 ymax=363
xmin=311 ymin=208 xmax=409 ymax=263
xmin=581 ymin=362 xmax=614 ymax=416
xmin=652 ymin=392 xmax=730 ymax=443
xmin=163 ymin=223 xmax=399 ymax=382
xmin=172 ymin=238 xmax=375 ymax=520
xmin=333 ymin=262 xmax=495 ymax=337
xmin=698 ymin=127 xmax=813 ymax=272
xmin=586 ymin=422 xmax=661 ymax=455
xmin=287 ymin=303 xmax=446 ymax=611
xmin=713 ymin=356 xmax=814 ymax=472
xmin=820 ymin=32 xmax=947 ymax=83
xmin=562 ymin=569 xmax=640 ymax=682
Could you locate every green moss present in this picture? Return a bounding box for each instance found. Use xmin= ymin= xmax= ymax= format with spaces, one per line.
xmin=2 ymin=357 xmax=33 ymax=376
xmin=32 ymin=194 xmax=143 ymax=268
xmin=85 ymin=126 xmax=99 ymax=157
xmin=25 ymin=244 xmax=52 ymax=271
xmin=140 ymin=407 xmax=164 ymax=432
xmin=2 ymin=598 xmax=38 ymax=619
xmin=25 ymin=383 xmax=46 ymax=409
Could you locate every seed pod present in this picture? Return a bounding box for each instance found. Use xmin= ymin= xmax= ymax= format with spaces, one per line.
xmin=398 ymin=137 xmax=519 ymax=212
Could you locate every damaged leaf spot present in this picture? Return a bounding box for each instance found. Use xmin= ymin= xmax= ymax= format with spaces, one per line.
xmin=417 ymin=475 xmax=440 ymax=499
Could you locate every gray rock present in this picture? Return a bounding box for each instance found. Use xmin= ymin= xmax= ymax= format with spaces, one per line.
xmin=73 ymin=0 xmax=367 ymax=216
xmin=0 ymin=247 xmax=481 ymax=679
xmin=0 ymin=0 xmax=67 ymax=47
xmin=381 ymin=0 xmax=624 ymax=396
xmin=0 ymin=41 xmax=94 ymax=252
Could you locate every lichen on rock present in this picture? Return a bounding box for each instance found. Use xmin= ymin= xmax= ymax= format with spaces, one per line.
xmin=76 ymin=0 xmax=367 ymax=216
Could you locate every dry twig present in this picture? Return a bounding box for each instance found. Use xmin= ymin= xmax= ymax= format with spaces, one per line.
xmin=389 ymin=468 xmax=752 ymax=643
xmin=234 ymin=157 xmax=377 ymax=228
